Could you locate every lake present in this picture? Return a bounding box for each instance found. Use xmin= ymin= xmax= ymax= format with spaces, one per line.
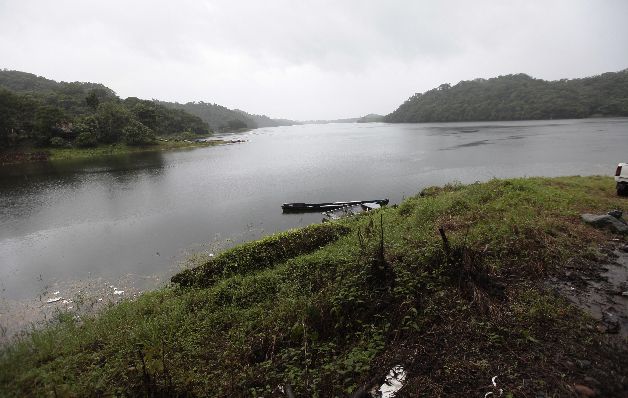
xmin=1 ymin=119 xmax=626 ymax=308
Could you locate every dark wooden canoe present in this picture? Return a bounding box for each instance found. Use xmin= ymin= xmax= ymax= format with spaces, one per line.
xmin=282 ymin=199 xmax=389 ymax=213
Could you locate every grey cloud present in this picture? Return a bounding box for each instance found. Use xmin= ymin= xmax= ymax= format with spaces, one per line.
xmin=1 ymin=0 xmax=627 ymax=119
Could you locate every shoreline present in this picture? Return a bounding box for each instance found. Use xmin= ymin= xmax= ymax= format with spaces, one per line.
xmin=1 ymin=176 xmax=627 ymax=396
xmin=0 ymin=139 xmax=227 ymax=165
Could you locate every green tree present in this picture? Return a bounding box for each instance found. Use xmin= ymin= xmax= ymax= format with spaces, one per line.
xmin=34 ymin=105 xmax=67 ymax=146
xmin=75 ymin=131 xmax=98 ymax=147
xmin=85 ymin=90 xmax=100 ymax=111
xmin=49 ymin=136 xmax=66 ymax=147
xmin=95 ymin=101 xmax=132 ymax=144
xmin=123 ymin=119 xmax=156 ymax=146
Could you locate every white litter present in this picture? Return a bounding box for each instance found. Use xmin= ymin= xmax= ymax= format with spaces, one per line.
xmin=113 ymin=290 xmax=124 ymax=295
xmin=46 ymin=297 xmax=62 ymax=303
xmin=97 ymin=298 xmax=103 ymax=301
xmin=379 ymin=365 xmax=406 ymax=398
xmin=53 ymin=291 xmax=60 ymax=295
xmin=67 ymin=306 xmax=73 ymax=310
xmin=485 ymin=376 xmax=503 ymax=397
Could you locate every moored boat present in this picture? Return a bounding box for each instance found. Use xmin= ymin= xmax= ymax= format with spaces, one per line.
xmin=282 ymin=199 xmax=389 ymax=213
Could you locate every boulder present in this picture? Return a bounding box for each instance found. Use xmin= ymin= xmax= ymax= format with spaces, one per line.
xmin=581 ymin=214 xmax=628 ymax=234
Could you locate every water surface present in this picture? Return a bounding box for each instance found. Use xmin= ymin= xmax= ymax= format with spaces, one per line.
xmin=1 ymin=119 xmax=627 ymax=303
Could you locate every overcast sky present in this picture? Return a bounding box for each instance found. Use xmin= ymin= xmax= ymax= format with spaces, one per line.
xmin=1 ymin=0 xmax=627 ymax=120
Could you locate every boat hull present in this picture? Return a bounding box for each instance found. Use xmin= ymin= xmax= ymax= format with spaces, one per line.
xmin=282 ymin=199 xmax=388 ymax=213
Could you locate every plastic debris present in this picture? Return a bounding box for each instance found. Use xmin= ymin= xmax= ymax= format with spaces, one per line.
xmin=485 ymin=375 xmax=503 ymax=397
xmin=379 ymin=365 xmax=406 ymax=398
xmin=53 ymin=291 xmax=60 ymax=295
xmin=46 ymin=297 xmax=62 ymax=303
xmin=113 ymin=290 xmax=124 ymax=295
xmin=97 ymin=298 xmax=103 ymax=301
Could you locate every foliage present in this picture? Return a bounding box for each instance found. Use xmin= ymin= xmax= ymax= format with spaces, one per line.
xmin=48 ymin=136 xmax=66 ymax=147
xmin=0 ymin=69 xmax=213 ymax=150
xmin=123 ymin=119 xmax=156 ymax=146
xmin=225 ymin=118 xmax=248 ymax=131
xmin=46 ymin=139 xmax=221 ymax=161
xmin=156 ymin=100 xmax=297 ymax=132
xmin=124 ymin=97 xmax=210 ymax=136
xmin=0 ymin=88 xmax=37 ymax=147
xmin=74 ymin=131 xmax=98 ymax=148
xmin=94 ymin=101 xmax=133 ymax=143
xmin=385 ymin=69 xmax=628 ymax=122
xmin=172 ymin=222 xmax=351 ymax=287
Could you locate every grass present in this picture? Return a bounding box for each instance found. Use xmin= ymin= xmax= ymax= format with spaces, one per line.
xmin=47 ymin=139 xmax=223 ymax=161
xmin=0 ymin=139 xmax=224 ymax=164
xmin=0 ymin=176 xmax=626 ymax=396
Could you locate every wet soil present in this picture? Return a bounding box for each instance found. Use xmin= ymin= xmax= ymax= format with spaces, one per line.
xmin=552 ymin=241 xmax=628 ymax=340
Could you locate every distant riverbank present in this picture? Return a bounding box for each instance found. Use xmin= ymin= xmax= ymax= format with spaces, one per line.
xmin=0 ymin=139 xmax=225 ymax=165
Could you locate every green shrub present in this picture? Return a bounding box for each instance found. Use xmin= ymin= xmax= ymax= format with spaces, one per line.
xmin=172 ymin=222 xmax=351 ymax=287
xmin=49 ymin=136 xmax=65 ymax=147
xmin=123 ymin=120 xmax=156 ymax=146
xmin=74 ymin=131 xmax=98 ymax=148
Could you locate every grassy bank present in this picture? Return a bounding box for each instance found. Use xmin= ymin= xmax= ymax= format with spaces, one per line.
xmin=48 ymin=139 xmax=224 ymax=161
xmin=0 ymin=139 xmax=224 ymax=164
xmin=1 ymin=176 xmax=627 ymax=396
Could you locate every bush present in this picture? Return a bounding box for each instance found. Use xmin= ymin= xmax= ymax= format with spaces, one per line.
xmin=49 ymin=136 xmax=66 ymax=147
xmin=172 ymin=222 xmax=351 ymax=287
xmin=123 ymin=120 xmax=156 ymax=146
xmin=74 ymin=131 xmax=98 ymax=148
xmin=174 ymin=131 xmax=197 ymax=141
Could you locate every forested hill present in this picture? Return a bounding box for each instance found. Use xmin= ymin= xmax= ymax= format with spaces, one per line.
xmin=385 ymin=69 xmax=628 ymax=123
xmin=156 ymin=100 xmax=298 ymax=132
xmin=0 ymin=70 xmax=210 ymax=149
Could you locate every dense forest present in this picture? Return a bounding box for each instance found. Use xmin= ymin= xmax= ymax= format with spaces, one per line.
xmin=0 ymin=70 xmax=211 ymax=149
xmin=385 ymin=69 xmax=628 ymax=123
xmin=157 ymin=100 xmax=297 ymax=132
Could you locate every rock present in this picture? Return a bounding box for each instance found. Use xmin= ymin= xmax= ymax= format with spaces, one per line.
xmin=607 ymin=209 xmax=623 ymax=219
xmin=581 ymin=214 xmax=628 ymax=234
xmin=574 ymin=384 xmax=596 ymax=397
xmin=583 ymin=376 xmax=600 ymax=386
xmin=576 ymin=359 xmax=591 ymax=368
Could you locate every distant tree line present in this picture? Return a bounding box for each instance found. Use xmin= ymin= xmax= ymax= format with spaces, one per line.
xmin=0 ymin=70 xmax=211 ymax=149
xmin=385 ymin=70 xmax=628 ymax=123
xmin=156 ymin=100 xmax=297 ymax=132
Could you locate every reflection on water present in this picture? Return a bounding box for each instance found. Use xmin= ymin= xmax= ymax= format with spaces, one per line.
xmin=1 ymin=119 xmax=627 ymax=312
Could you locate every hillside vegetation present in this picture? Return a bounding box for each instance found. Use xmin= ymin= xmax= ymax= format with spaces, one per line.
xmin=0 ymin=70 xmax=211 ymax=150
xmin=385 ymin=69 xmax=628 ymax=123
xmin=156 ymin=100 xmax=297 ymax=132
xmin=1 ymin=176 xmax=627 ymax=396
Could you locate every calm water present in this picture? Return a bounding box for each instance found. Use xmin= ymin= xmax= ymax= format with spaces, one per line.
xmin=1 ymin=119 xmax=627 ymax=301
